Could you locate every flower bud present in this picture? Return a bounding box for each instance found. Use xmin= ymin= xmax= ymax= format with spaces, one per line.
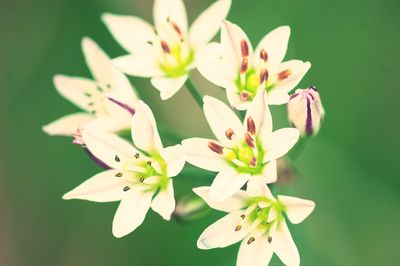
xmin=287 ymin=87 xmax=325 ymax=136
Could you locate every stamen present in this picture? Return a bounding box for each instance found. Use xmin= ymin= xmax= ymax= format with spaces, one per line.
xmin=245 ymin=133 xmax=255 ymax=148
xmin=225 ymin=128 xmax=235 ymax=140
xmin=235 ymin=225 xmax=242 ymax=231
xmin=250 ymin=157 xmax=257 ymax=167
xmin=115 ymin=155 xmax=120 ymax=162
xmin=123 ymin=186 xmax=130 ymax=192
xmin=147 ymin=161 xmax=152 ymax=166
xmin=259 ymin=69 xmax=269 ymax=85
xmin=268 ymin=236 xmax=272 ymax=243
xmin=208 ymin=142 xmax=224 ymax=155
xmin=240 ymin=92 xmax=249 ymax=102
xmin=246 ymin=117 xmax=256 ymax=135
xmin=260 ymin=49 xmax=268 ymax=62
xmin=240 ymin=58 xmax=248 ymax=73
xmin=140 ymin=177 xmax=145 ymax=182
xmin=134 ymin=153 xmax=140 ymax=159
xmin=240 ymin=214 xmax=246 ymax=219
xmin=247 ymin=237 xmax=255 ymax=245
xmin=170 ymin=21 xmax=182 ymax=37
xmin=115 ymin=173 xmax=123 ymax=177
xmin=240 ymin=40 xmax=249 ymax=57
xmin=84 ymin=92 xmax=91 ymax=97
xmin=160 ymin=40 xmax=171 ymax=53
xmin=278 ymin=69 xmax=291 ymax=81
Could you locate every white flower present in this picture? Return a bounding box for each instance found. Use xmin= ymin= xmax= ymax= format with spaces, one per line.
xmin=194 ymin=184 xmax=315 ymax=266
xmin=102 ymin=0 xmax=231 ymax=100
xmin=198 ymin=20 xmax=311 ymax=110
xmin=287 ymin=86 xmax=325 ymax=136
xmin=63 ymin=101 xmax=185 ymax=238
xmin=43 ymin=37 xmax=138 ymax=137
xmin=182 ymin=91 xmax=299 ymax=201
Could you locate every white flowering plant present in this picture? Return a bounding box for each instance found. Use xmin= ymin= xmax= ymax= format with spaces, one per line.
xmin=44 ymin=0 xmax=325 ymax=265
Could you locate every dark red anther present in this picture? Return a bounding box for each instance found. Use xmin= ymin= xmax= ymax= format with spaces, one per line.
xmin=240 ymin=58 xmax=248 ymax=73
xmin=160 ymin=40 xmax=170 ymax=53
xmin=240 ymin=39 xmax=249 ymax=57
xmin=247 ymin=117 xmax=256 ymax=135
xmin=260 ymin=49 xmax=268 ymax=62
xmin=278 ymin=69 xmax=291 ymax=81
xmin=245 ymin=133 xmax=255 ymax=148
xmin=208 ymin=142 xmax=224 ymax=154
xmin=259 ymin=69 xmax=269 ymax=85
xmin=225 ymin=128 xmax=235 ymax=140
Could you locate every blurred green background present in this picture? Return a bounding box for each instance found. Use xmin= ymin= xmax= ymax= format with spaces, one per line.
xmin=1 ymin=0 xmax=399 ymax=265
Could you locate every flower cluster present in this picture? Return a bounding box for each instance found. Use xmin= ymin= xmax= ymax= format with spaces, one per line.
xmin=44 ymin=0 xmax=325 ymax=265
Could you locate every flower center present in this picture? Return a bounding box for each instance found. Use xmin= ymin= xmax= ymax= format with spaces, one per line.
xmin=83 ymin=83 xmax=113 ymax=116
xmin=234 ymin=40 xmax=292 ymax=103
xmin=156 ymin=20 xmax=194 ymax=78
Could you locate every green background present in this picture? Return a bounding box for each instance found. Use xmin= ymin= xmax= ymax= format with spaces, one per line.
xmin=0 ymin=0 xmax=399 ymax=265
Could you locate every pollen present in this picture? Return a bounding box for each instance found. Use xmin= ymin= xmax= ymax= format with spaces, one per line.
xmin=123 ymin=186 xmax=130 ymax=192
xmin=241 ymin=58 xmax=248 ymax=73
xmin=247 ymin=237 xmax=255 ymax=245
xmin=278 ymin=69 xmax=291 ymax=81
xmin=247 ymin=117 xmax=256 ymax=135
xmin=115 ymin=173 xmax=123 ymax=177
xmin=245 ymin=133 xmax=255 ymax=148
xmin=240 ymin=40 xmax=249 ymax=57
xmin=140 ymin=177 xmax=145 ymax=182
xmin=260 ymin=49 xmax=268 ymax=62
xmin=268 ymin=236 xmax=272 ymax=243
xmin=208 ymin=142 xmax=224 ymax=155
xmin=115 ymin=155 xmax=120 ymax=162
xmin=225 ymin=128 xmax=235 ymax=140
xmin=235 ymin=225 xmax=242 ymax=231
xmin=259 ymin=69 xmax=269 ymax=85
xmin=134 ymin=153 xmax=140 ymax=159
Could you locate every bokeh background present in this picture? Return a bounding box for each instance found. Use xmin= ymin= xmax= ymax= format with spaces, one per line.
xmin=1 ymin=0 xmax=399 ymax=265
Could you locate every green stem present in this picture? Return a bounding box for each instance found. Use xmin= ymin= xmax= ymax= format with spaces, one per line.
xmin=185 ymin=79 xmax=203 ymax=108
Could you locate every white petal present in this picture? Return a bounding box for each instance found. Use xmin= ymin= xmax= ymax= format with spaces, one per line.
xmin=221 ymin=20 xmax=253 ymax=67
xmin=53 ymin=75 xmax=97 ymax=112
xmin=153 ymin=0 xmax=188 ymax=35
xmin=189 ymin=0 xmax=232 ymax=48
xmin=210 ymin=167 xmax=250 ymax=201
xmin=226 ymin=90 xmax=252 ymax=111
xmin=193 ymin=186 xmax=248 ymax=213
xmin=102 ymin=13 xmax=156 ymax=53
xmin=203 ymin=95 xmax=244 ymax=146
xmin=113 ymin=51 xmax=162 ymax=78
xmin=278 ymin=195 xmax=315 ymax=224
xmin=112 ymin=187 xmax=153 ymax=238
xmin=131 ymin=100 xmax=163 ymax=151
xmin=63 ymin=170 xmax=126 ymax=202
xmin=151 ymin=75 xmax=188 ymax=100
xmin=246 ymin=181 xmax=273 ymax=199
xmin=272 ymin=60 xmax=311 ymax=94
xmin=181 ymin=138 xmax=226 ymax=172
xmin=263 ymin=128 xmax=300 ymax=162
xmin=82 ymin=130 xmax=138 ymax=169
xmin=83 ymin=116 xmax=130 ymax=133
xmin=270 ymin=221 xmax=300 ymax=266
xmin=197 ymin=210 xmax=248 ymax=249
xmin=251 ymin=160 xmax=278 ymax=184
xmin=160 ymin=145 xmax=185 ymax=177
xmin=244 ymin=90 xmax=272 ymax=139
xmin=255 ymin=26 xmax=290 ymax=69
xmin=267 ymin=89 xmax=290 ymax=105
xmin=151 ymin=180 xmax=175 ymax=220
xmin=237 ymin=236 xmax=273 ymax=266
xmin=43 ymin=113 xmax=94 ymax=136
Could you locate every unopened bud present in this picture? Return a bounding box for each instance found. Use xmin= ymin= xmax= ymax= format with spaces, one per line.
xmin=287 ymin=87 xmax=325 ymax=136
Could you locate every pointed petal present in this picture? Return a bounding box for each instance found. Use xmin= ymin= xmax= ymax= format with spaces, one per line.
xmin=160 ymin=144 xmax=185 ymax=177
xmin=221 ymin=20 xmax=253 ymax=67
xmin=82 ymin=129 xmax=138 ymax=169
xmin=270 ymin=221 xmax=300 ymax=266
xmin=263 ymin=128 xmax=300 ymax=162
xmin=210 ymin=167 xmax=250 ymax=201
xmin=131 ymin=100 xmax=163 ymax=151
xmin=53 ymin=75 xmax=97 ymax=112
xmin=246 ymin=181 xmax=273 ymax=199
xmin=244 ymin=90 xmax=272 ymax=140
xmin=181 ymin=138 xmax=226 ymax=172
xmin=197 ymin=210 xmax=248 ymax=249
xmin=278 ymin=195 xmax=315 ymax=224
xmin=189 ymin=0 xmax=232 ymax=48
xmin=272 ymin=60 xmax=311 ymax=94
xmin=267 ymin=89 xmax=290 ymax=105
xmin=153 ymin=0 xmax=188 ymax=35
xmin=63 ymin=170 xmax=126 ymax=202
xmin=112 ymin=187 xmax=153 ymax=238
xmin=203 ymin=95 xmax=244 ymax=146
xmin=151 ymin=75 xmax=188 ymax=100
xmin=113 ymin=51 xmax=162 ymax=78
xmin=151 ymin=180 xmax=175 ymax=220
xmin=193 ymin=186 xmax=248 ymax=212
xmin=255 ymin=26 xmax=291 ymax=69
xmin=43 ymin=113 xmax=94 ymax=136
xmin=102 ymin=13 xmax=156 ymax=53
xmin=237 ymin=236 xmax=273 ymax=266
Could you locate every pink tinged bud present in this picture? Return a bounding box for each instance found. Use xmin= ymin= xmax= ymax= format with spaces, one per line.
xmin=225 ymin=128 xmax=235 ymax=140
xmin=160 ymin=40 xmax=170 ymax=53
xmin=260 ymin=49 xmax=268 ymax=62
xmin=287 ymin=87 xmax=325 ymax=136
xmin=259 ymin=69 xmax=269 ymax=85
xmin=240 ymin=40 xmax=249 ymax=57
xmin=244 ymin=133 xmax=255 ymax=148
xmin=240 ymin=58 xmax=248 ymax=73
xmin=246 ymin=117 xmax=256 ymax=135
xmin=208 ymin=141 xmax=224 ymax=154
